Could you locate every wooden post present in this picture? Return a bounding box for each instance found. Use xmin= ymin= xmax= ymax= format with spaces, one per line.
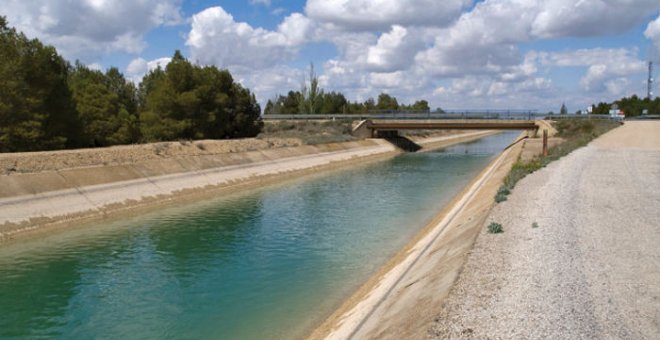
xmin=542 ymin=129 xmax=548 ymax=157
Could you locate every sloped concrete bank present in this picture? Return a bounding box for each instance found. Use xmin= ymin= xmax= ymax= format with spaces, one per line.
xmin=309 ymin=132 xmax=528 ymax=340
xmin=0 ymin=130 xmax=496 ymax=242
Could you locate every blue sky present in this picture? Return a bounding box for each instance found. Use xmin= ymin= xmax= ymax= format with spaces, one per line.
xmin=4 ymin=0 xmax=660 ymax=112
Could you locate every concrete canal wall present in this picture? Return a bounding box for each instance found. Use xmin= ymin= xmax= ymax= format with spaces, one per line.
xmin=0 ymin=130 xmax=496 ymax=241
xmin=310 ymin=132 xmax=529 ymax=340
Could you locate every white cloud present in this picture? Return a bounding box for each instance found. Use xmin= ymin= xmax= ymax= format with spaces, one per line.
xmin=305 ymin=0 xmax=472 ymax=31
xmin=604 ymin=77 xmax=631 ymax=96
xmin=645 ymin=14 xmax=660 ymax=57
xmin=532 ymin=0 xmax=660 ymax=38
xmin=181 ymin=1 xmax=656 ymax=110
xmin=7 ymin=0 xmax=657 ymax=110
xmin=186 ymin=7 xmax=312 ymax=69
xmin=646 ymin=15 xmax=660 ymax=41
xmin=3 ymin=0 xmax=182 ymax=61
xmin=233 ymin=65 xmax=304 ymax=104
xmin=87 ymin=63 xmax=104 ymax=71
xmin=250 ymin=0 xmax=271 ymax=6
xmin=415 ymin=0 xmax=659 ymax=79
xmin=581 ymin=61 xmax=646 ymax=93
xmin=369 ymin=71 xmax=405 ymax=88
xmin=271 ymin=8 xmax=287 ymax=16
xmin=534 ymin=48 xmax=646 ymax=93
xmin=431 ymin=75 xmax=556 ymax=110
xmin=366 ymin=26 xmax=425 ymax=72
xmin=126 ymin=57 xmax=172 ymax=83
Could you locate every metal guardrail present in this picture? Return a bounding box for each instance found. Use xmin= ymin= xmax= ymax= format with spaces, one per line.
xmin=366 ymin=121 xmax=539 ymax=131
xmin=545 ymin=114 xmax=619 ymax=120
xmin=262 ymin=111 xmax=544 ymax=121
xmin=262 ymin=112 xmax=633 ymax=121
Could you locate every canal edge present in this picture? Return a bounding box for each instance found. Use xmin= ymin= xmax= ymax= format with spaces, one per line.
xmin=308 ymin=131 xmax=529 ymax=340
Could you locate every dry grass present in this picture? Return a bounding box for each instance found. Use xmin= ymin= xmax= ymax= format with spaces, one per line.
xmin=258 ymin=120 xmax=357 ymax=144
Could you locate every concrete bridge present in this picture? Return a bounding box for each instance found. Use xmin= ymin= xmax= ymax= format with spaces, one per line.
xmin=352 ymin=119 xmax=540 ymax=138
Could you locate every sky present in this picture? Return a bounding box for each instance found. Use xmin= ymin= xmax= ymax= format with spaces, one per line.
xmin=4 ymin=0 xmax=660 ymax=112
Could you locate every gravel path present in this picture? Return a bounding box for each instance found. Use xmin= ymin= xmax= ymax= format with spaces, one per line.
xmin=429 ymin=122 xmax=660 ymax=339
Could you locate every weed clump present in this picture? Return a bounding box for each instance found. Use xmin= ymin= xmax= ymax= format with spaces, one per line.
xmin=532 ymin=222 xmax=539 ymax=228
xmin=495 ymin=187 xmax=510 ymax=203
xmin=488 ymin=222 xmax=503 ymax=234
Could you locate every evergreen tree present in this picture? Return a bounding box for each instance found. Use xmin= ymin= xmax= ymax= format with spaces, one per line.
xmin=140 ymin=51 xmax=261 ymax=141
xmin=0 ymin=17 xmax=80 ymax=152
xmin=591 ymin=102 xmax=611 ymax=115
xmin=400 ymin=100 xmax=431 ymax=112
xmin=69 ymin=63 xmax=140 ymax=146
xmin=320 ymin=92 xmax=348 ymax=114
xmin=264 ymin=100 xmax=277 ymax=115
xmin=411 ymin=100 xmax=430 ymax=112
xmin=376 ymin=93 xmax=399 ymax=112
xmin=363 ymin=98 xmax=377 ymax=113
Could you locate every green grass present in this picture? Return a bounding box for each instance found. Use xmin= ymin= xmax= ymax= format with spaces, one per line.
xmin=258 ymin=120 xmax=356 ymax=145
xmin=488 ymin=222 xmax=504 ymax=234
xmin=495 ymin=119 xmax=619 ymax=203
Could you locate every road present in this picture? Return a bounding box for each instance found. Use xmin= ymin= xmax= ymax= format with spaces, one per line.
xmin=429 ymin=121 xmax=660 ymax=339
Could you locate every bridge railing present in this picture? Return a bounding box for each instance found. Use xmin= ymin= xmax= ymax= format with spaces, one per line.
xmin=544 ymin=114 xmax=618 ymax=120
xmin=262 ymin=111 xmax=544 ymax=121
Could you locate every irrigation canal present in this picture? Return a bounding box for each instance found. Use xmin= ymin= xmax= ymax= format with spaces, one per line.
xmin=0 ymin=131 xmax=519 ymax=339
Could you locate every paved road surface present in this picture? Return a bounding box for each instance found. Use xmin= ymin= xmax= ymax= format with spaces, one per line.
xmin=429 ymin=121 xmax=660 ymax=339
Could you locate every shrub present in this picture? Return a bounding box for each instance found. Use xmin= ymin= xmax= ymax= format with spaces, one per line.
xmin=532 ymin=222 xmax=539 ymax=228
xmin=487 ymin=222 xmax=503 ymax=234
xmin=495 ymin=187 xmax=510 ymax=202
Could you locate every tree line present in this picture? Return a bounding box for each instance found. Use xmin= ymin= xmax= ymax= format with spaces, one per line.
xmin=263 ymin=91 xmax=431 ymax=115
xmin=263 ymin=64 xmax=432 ymax=115
xmin=0 ymin=17 xmax=261 ymax=152
xmin=589 ymin=95 xmax=660 ymax=116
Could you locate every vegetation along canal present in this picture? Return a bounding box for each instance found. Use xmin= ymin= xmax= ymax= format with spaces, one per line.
xmin=0 ymin=131 xmax=519 ymax=339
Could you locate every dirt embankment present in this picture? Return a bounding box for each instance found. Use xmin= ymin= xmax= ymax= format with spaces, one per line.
xmin=0 ymin=129 xmax=472 ymax=175
xmin=0 ymin=138 xmax=302 ymax=175
xmin=430 ymin=121 xmax=660 ymax=339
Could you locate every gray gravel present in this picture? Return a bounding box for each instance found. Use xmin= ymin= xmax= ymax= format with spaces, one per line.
xmin=428 ymin=132 xmax=660 ymax=339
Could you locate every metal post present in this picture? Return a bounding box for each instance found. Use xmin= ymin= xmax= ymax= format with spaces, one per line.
xmin=542 ymin=129 xmax=548 ymax=157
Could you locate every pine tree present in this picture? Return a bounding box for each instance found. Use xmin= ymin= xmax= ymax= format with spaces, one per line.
xmin=139 ymin=51 xmax=261 ymax=141
xmin=0 ymin=17 xmax=80 ymax=151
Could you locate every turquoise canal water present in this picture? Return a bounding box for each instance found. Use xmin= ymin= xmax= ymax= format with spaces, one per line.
xmin=0 ymin=132 xmax=519 ymax=339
